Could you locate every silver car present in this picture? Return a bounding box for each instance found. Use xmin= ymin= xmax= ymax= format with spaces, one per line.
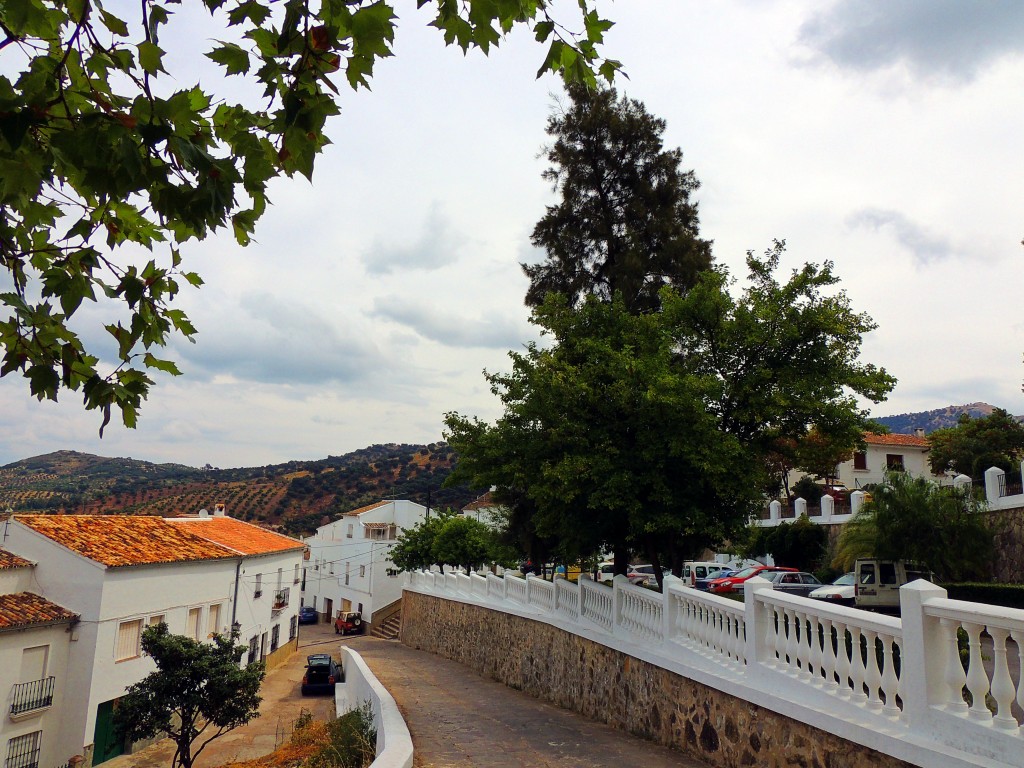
xmin=743 ymin=570 xmax=823 ymax=597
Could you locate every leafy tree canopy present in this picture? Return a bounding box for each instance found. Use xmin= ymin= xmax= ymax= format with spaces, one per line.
xmin=523 ymin=84 xmax=712 ymax=314
xmin=114 ymin=622 xmax=264 ymax=768
xmin=927 ymin=408 xmax=1024 ymax=479
xmin=742 ymin=516 xmax=827 ymax=574
xmin=0 ymin=0 xmax=619 ymax=432
xmin=447 ymin=244 xmax=895 ymax=585
xmin=833 ymin=471 xmax=993 ymax=582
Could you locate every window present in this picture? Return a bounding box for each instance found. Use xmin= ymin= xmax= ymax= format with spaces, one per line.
xmin=289 ymin=615 xmax=298 ymax=640
xmin=359 ymin=564 xmax=366 ymax=578
xmin=149 ymin=614 xmax=165 ymax=627
xmin=270 ymin=624 xmax=280 ymax=653
xmin=886 ymin=454 xmax=905 ymax=471
xmin=6 ymin=731 xmax=41 ymax=768
xmin=880 ymin=562 xmax=898 ymax=585
xmin=345 ymin=562 xmax=350 ymax=586
xmin=329 ymin=561 xmax=334 ymax=575
xmin=116 ymin=619 xmax=143 ymax=661
xmin=207 ymin=604 xmax=221 ymax=637
xmin=186 ymin=607 xmax=202 ymax=641
xmin=853 ymin=451 xmax=867 ymax=470
xmin=254 ymin=573 xmax=263 ymax=598
xmin=293 ymin=564 xmax=301 ymax=584
xmin=346 ymin=523 xmax=353 ymax=539
xmin=247 ymin=635 xmax=258 ymax=666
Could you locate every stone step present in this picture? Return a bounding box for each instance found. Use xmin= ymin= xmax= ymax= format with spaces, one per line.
xmin=371 ymin=612 xmax=402 ymax=640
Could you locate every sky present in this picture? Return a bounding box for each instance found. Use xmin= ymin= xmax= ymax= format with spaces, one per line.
xmin=2 ymin=0 xmax=1024 ymax=469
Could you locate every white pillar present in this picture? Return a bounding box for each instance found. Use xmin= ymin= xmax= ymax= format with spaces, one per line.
xmin=984 ymin=466 xmax=1005 ymax=505
xmin=899 ymin=579 xmax=949 ymax=730
xmin=819 ymin=494 xmax=834 ymax=520
xmin=743 ymin=576 xmax=775 ymax=683
xmin=953 ymin=474 xmax=972 ymax=492
xmin=794 ymin=497 xmax=807 ymax=518
xmin=850 ymin=490 xmax=865 ymax=516
xmin=769 ymin=499 xmax=781 ymax=523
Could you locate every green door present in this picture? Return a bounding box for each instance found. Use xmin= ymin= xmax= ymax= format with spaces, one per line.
xmin=92 ymin=699 xmax=124 ymax=765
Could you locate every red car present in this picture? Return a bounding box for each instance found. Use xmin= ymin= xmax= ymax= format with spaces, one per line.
xmin=706 ymin=565 xmax=797 ymax=594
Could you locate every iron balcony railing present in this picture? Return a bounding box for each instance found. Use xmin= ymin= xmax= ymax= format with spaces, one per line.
xmin=10 ymin=676 xmax=55 ymax=716
xmin=272 ymin=587 xmax=290 ymax=610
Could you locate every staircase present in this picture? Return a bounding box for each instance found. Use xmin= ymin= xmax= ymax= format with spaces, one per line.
xmin=371 ymin=611 xmax=402 ymax=640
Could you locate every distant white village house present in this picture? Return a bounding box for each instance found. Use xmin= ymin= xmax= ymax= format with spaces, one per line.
xmin=301 ymin=500 xmax=428 ymax=630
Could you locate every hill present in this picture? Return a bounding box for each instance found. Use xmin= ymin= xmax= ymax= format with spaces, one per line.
xmin=0 ymin=445 xmax=476 ymax=536
xmin=872 ymin=402 xmax=1020 ymax=435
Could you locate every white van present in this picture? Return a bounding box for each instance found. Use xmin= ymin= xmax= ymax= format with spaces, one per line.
xmin=854 ymin=559 xmax=935 ymax=610
xmin=682 ymin=561 xmax=731 ymax=587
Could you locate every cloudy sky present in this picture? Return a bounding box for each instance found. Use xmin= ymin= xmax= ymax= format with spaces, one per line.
xmin=2 ymin=0 xmax=1023 ymax=469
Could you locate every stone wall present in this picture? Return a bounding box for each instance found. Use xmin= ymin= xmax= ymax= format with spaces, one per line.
xmin=401 ymin=591 xmax=917 ymax=768
xmin=991 ymin=506 xmax=1024 ymax=583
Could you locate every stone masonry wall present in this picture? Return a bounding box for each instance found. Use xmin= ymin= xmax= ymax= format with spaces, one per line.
xmin=991 ymin=506 xmax=1024 ymax=584
xmin=402 ymin=591 xmax=917 ymax=768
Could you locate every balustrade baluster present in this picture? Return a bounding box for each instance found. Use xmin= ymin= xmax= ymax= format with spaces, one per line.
xmin=771 ymin=606 xmax=786 ymax=668
xmin=795 ymin=611 xmax=812 ymax=678
xmin=784 ymin=608 xmax=799 ymax=673
xmin=988 ymin=627 xmax=1017 ymax=730
xmin=1013 ymin=628 xmax=1024 ymax=736
xmin=880 ymin=634 xmax=900 ymax=717
xmin=819 ymin=618 xmax=837 ymax=690
xmin=807 ymin=614 xmax=822 ymax=683
xmin=939 ymin=617 xmax=968 ymax=713
xmin=849 ymin=626 xmax=868 ymax=703
xmin=963 ymin=622 xmax=991 ymax=721
xmin=863 ymin=629 xmax=882 ymax=711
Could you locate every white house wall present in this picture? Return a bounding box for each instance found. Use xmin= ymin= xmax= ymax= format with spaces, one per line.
xmin=0 ymin=622 xmax=76 ymax=768
xmin=838 ymin=445 xmax=938 ymax=488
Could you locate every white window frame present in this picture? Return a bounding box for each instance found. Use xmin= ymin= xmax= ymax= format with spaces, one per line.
xmin=186 ymin=606 xmax=203 ymax=641
xmin=207 ymin=603 xmax=222 ymax=638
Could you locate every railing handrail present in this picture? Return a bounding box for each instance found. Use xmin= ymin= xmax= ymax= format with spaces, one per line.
xmin=10 ymin=675 xmax=56 ymax=715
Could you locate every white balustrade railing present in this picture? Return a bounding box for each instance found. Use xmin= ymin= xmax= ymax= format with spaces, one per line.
xmin=404 ymin=569 xmax=1024 ymax=768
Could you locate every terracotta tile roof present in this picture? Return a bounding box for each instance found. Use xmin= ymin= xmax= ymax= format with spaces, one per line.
xmin=0 ymin=592 xmax=77 ymax=632
xmin=0 ymin=550 xmax=32 ymax=570
xmin=15 ymin=515 xmax=237 ymax=568
xmin=864 ymin=433 xmax=930 ymax=448
xmin=362 ymin=522 xmax=393 ymax=530
xmin=170 ymin=517 xmax=304 ymax=555
xmin=462 ymin=491 xmax=497 ymax=512
xmin=344 ymin=501 xmax=390 ymax=517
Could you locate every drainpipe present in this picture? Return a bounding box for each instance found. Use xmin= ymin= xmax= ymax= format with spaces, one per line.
xmin=230 ymin=557 xmax=243 ymax=634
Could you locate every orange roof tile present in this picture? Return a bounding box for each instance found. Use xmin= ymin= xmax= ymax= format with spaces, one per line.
xmin=15 ymin=515 xmax=237 ymax=568
xmin=171 ymin=517 xmax=303 ymax=556
xmin=0 ymin=592 xmax=77 ymax=631
xmin=344 ymin=501 xmax=390 ymax=517
xmin=864 ymin=433 xmax=930 ymax=448
xmin=0 ymin=550 xmax=32 ymax=570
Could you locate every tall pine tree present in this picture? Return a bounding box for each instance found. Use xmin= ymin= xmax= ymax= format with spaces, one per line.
xmin=524 ymin=85 xmax=712 ymax=314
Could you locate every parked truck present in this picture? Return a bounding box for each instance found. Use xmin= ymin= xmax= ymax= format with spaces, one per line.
xmin=854 ymin=559 xmax=935 ymax=611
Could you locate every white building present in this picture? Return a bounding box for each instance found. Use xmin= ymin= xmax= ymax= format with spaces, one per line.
xmin=0 ymin=550 xmax=79 ymax=768
xmin=460 ymin=491 xmax=503 ymax=526
xmin=1 ymin=509 xmax=303 ymax=767
xmin=839 ymin=432 xmax=940 ymax=488
xmin=302 ymin=500 xmax=427 ymax=628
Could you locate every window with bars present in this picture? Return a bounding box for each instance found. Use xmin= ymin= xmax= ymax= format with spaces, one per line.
xmin=115 ymin=620 xmax=143 ymax=661
xmin=247 ymin=636 xmax=258 ymax=666
xmin=254 ymin=573 xmax=263 ymax=598
xmin=288 ymin=615 xmax=297 ymax=640
xmin=5 ymin=731 xmax=41 ymax=768
xmin=270 ymin=624 xmax=279 ymax=653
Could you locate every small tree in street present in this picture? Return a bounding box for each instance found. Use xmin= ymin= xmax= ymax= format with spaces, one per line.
xmin=114 ymin=623 xmax=264 ymax=768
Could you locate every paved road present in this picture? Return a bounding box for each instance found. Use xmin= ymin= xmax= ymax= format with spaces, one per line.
xmin=106 ymin=619 xmax=710 ymax=768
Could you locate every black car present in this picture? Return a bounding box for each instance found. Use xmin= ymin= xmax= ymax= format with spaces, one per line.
xmin=301 ymin=654 xmax=341 ymax=695
xmin=298 ymin=605 xmax=318 ymax=625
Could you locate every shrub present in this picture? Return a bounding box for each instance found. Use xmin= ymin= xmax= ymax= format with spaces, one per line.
xmin=307 ymin=702 xmax=377 ymax=768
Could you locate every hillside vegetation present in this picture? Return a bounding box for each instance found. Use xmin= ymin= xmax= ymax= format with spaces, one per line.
xmin=0 ymin=444 xmax=475 ymax=536
xmin=873 ymin=402 xmax=1022 ymax=435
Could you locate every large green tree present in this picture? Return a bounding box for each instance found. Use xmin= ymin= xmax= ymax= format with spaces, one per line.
xmin=0 ymin=0 xmax=619 ymax=431
xmin=114 ymin=623 xmax=264 ymax=768
xmin=927 ymin=408 xmax=1024 ymax=479
xmin=447 ymin=245 xmax=895 ymax=587
xmin=523 ymin=85 xmax=712 ymax=315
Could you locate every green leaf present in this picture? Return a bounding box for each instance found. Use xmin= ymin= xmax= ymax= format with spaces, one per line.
xmin=206 ymin=42 xmax=251 ymax=76
xmin=143 ymin=352 xmax=182 ymax=375
xmin=100 ymin=9 xmax=129 ymax=37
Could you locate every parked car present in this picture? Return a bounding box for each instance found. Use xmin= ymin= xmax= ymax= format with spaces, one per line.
xmin=630 ymin=564 xmax=668 ymax=586
xmin=682 ymin=561 xmax=732 ymax=587
xmin=695 ymin=569 xmax=738 ymax=591
xmin=854 ymin=559 xmax=935 ymax=611
xmin=808 ymin=572 xmax=856 ymax=606
xmin=739 ymin=570 xmax=822 ymax=597
xmin=596 ymin=562 xmax=650 ymax=585
xmin=334 ymin=610 xmax=364 ymax=635
xmin=297 ymin=605 xmax=318 ymax=625
xmin=301 ymin=654 xmax=341 ymax=695
xmin=706 ymin=565 xmax=797 ymax=594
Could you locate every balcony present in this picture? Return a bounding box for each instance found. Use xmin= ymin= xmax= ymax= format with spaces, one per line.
xmin=272 ymin=587 xmax=290 ymax=612
xmin=10 ymin=676 xmax=55 ymax=718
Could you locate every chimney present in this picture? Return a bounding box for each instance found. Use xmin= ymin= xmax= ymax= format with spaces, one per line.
xmin=214 ymin=502 xmax=226 ymax=517
xmin=914 ymin=428 xmax=926 ymax=438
